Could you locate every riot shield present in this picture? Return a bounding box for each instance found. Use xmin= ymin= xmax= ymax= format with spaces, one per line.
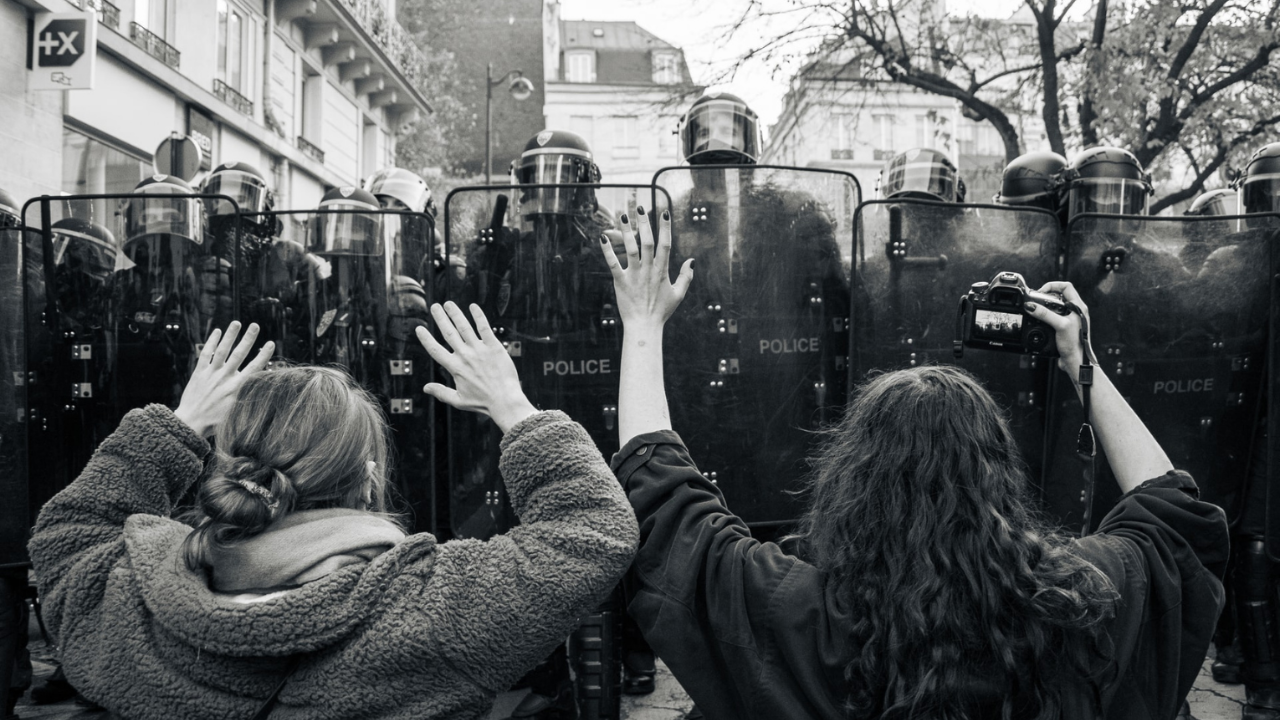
xmin=0 ymin=225 xmax=28 ymax=568
xmin=244 ymin=208 xmax=439 ymax=535
xmin=442 ymin=184 xmax=667 ymax=541
xmin=22 ymin=193 xmax=239 ymax=532
xmin=853 ymin=198 xmax=1062 ymax=514
xmin=650 ymin=166 xmax=859 ymax=527
xmin=1042 ymin=212 xmax=1276 ymax=535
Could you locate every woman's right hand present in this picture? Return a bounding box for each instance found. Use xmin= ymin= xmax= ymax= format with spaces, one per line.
xmin=416 ymin=301 xmax=537 ymax=433
xmin=599 ymin=206 xmax=694 ymax=332
xmin=1028 ymin=281 xmax=1094 ymax=384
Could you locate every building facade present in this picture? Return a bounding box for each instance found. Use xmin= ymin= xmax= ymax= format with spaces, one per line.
xmin=2 ymin=0 xmax=431 ymax=213
xmin=763 ymin=7 xmax=1051 ymax=203
xmin=542 ymin=1 xmax=699 ymax=185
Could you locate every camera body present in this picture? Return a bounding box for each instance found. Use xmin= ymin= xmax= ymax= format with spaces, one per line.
xmin=955 ymin=271 xmax=1068 ymax=357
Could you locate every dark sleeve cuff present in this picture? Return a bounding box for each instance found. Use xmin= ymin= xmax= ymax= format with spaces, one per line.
xmin=140 ymin=404 xmax=211 ymax=460
xmin=1117 ymin=470 xmax=1199 ymax=502
xmin=610 ymin=430 xmax=686 ymax=483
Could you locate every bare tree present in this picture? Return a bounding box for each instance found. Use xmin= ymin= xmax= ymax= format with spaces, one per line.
xmin=725 ymin=0 xmax=1280 ymax=212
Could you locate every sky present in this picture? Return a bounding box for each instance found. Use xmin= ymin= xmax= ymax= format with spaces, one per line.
xmin=557 ymin=0 xmax=1031 ymax=130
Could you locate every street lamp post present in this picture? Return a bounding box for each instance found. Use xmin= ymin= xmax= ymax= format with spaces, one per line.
xmin=485 ymin=63 xmax=536 ymax=185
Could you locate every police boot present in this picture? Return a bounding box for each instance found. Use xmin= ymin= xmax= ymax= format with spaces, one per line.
xmin=1235 ymin=539 xmax=1280 ymax=719
xmin=1216 ymin=640 xmax=1246 ymax=685
xmin=621 ymin=612 xmax=655 ymax=695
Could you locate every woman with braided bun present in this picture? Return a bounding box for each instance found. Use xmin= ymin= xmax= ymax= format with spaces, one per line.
xmin=27 ymin=315 xmax=638 ymax=719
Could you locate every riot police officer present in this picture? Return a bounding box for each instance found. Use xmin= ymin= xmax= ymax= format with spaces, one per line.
xmin=878 ymin=146 xmax=966 ymax=202
xmin=994 ymin=150 xmax=1069 ymax=225
xmin=1187 ymin=188 xmax=1239 ymax=217
xmin=115 ymin=174 xmax=218 ymax=412
xmin=1216 ymin=140 xmax=1280 ymax=720
xmin=1061 ymin=146 xmax=1153 ymax=220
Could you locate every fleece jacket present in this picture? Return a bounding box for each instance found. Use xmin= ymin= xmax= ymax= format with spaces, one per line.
xmin=28 ymin=405 xmax=638 ymax=720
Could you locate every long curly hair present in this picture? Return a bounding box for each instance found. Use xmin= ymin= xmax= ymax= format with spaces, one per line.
xmin=792 ymin=365 xmax=1118 ymax=719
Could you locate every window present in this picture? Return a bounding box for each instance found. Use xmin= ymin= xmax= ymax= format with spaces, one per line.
xmin=217 ymin=1 xmax=259 ymax=97
xmin=653 ymin=53 xmax=679 ymax=84
xmin=565 ymin=51 xmax=596 ymax=83
xmin=915 ymin=114 xmax=935 ymax=148
xmin=613 ymin=116 xmax=638 ymax=157
xmin=134 ymin=0 xmax=171 ymax=37
xmin=61 ymin=127 xmax=148 ymax=226
xmin=569 ymin=115 xmax=594 ymax=147
xmin=658 ymin=115 xmax=678 ymax=156
xmin=957 ymin=121 xmax=977 ymax=156
xmin=873 ymin=114 xmax=894 ymax=159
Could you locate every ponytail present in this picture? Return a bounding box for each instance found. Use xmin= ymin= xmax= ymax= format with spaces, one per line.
xmin=181 ymin=454 xmax=299 ymax=571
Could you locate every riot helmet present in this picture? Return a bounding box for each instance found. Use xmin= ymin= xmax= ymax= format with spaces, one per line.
xmin=513 ymin=130 xmax=601 ymax=217
xmin=0 ymin=187 xmax=20 ymax=228
xmin=125 ymin=175 xmax=203 ymax=246
xmin=1062 ymin=146 xmax=1152 ymax=220
xmin=200 ymin=161 xmax=274 ymax=217
xmin=51 ymin=217 xmax=118 ymax=282
xmin=1237 ymin=142 xmax=1280 ymax=215
xmin=310 ymin=186 xmax=383 ymax=255
xmin=679 ymin=92 xmax=762 ymax=166
xmin=1184 ymin=188 xmax=1237 ymax=217
xmin=879 ymin=148 xmax=966 ymax=203
xmin=364 ymin=167 xmax=435 ymax=218
xmin=994 ymin=151 xmax=1067 ymax=213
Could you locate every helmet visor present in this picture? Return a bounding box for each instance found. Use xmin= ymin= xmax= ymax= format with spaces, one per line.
xmin=516 ymin=155 xmax=597 ymax=216
xmin=53 ymin=229 xmax=118 ymax=281
xmin=883 ymin=160 xmax=957 ymax=202
xmin=309 ymin=212 xmax=384 ymax=255
xmin=125 ymin=192 xmax=202 ymax=245
xmin=681 ymin=100 xmax=760 ymax=163
xmin=1241 ymin=174 xmax=1280 ymax=215
xmin=1068 ymin=178 xmax=1149 ymax=219
xmin=203 ymin=171 xmax=268 ymax=215
xmin=368 ymin=171 xmax=431 ymax=215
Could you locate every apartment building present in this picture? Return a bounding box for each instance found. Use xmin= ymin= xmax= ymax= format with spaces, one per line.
xmin=542 ymin=1 xmax=699 ymax=185
xmin=762 ymin=5 xmax=1051 ymax=202
xmin=1 ymin=0 xmax=431 ymax=211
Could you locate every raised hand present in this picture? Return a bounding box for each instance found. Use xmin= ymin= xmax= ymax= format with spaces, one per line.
xmin=174 ymin=322 xmax=275 ymax=437
xmin=416 ymin=301 xmax=538 ymax=433
xmin=599 ymin=206 xmax=694 ymax=332
xmin=1028 ymin=281 xmax=1093 ymax=383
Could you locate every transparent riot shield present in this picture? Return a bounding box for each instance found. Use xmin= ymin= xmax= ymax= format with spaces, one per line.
xmin=22 ymin=193 xmax=238 ymax=525
xmin=853 ymin=198 xmax=1062 ymax=513
xmin=244 ymin=208 xmax=439 ymax=534
xmin=1042 ymin=212 xmax=1276 ymax=535
xmin=0 ymin=225 xmax=28 ymax=568
xmin=652 ymin=166 xmax=859 ymax=528
xmin=442 ymin=184 xmax=666 ymax=541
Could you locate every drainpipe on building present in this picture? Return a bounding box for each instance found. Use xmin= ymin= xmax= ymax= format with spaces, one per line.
xmin=262 ymin=0 xmax=291 ymax=208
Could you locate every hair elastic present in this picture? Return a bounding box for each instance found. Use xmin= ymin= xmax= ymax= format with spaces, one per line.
xmin=234 ymin=478 xmax=279 ymax=514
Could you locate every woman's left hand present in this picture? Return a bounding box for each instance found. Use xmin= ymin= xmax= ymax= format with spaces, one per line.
xmin=174 ymin=322 xmax=275 ymax=437
xmin=599 ymin=206 xmax=694 ymax=332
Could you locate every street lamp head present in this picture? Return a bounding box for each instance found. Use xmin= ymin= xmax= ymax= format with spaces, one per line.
xmin=509 ymin=76 xmax=535 ymax=102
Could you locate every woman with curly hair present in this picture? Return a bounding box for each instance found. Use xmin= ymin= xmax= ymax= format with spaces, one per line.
xmin=598 ymin=208 xmax=1228 ymax=720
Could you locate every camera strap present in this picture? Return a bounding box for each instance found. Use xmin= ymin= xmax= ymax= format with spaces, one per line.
xmin=1070 ymin=305 xmax=1098 ymax=537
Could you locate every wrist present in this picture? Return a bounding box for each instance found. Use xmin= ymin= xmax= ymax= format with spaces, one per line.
xmin=491 ymin=397 xmax=539 ymax=434
xmin=173 ymin=406 xmax=211 ymax=437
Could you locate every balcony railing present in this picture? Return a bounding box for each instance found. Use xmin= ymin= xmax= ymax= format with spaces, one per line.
xmin=74 ymin=0 xmax=121 ymax=30
xmin=335 ymin=0 xmax=428 ymax=87
xmin=214 ymin=79 xmax=254 ymax=116
xmin=830 ymin=149 xmax=854 ymax=160
xmin=296 ymin=136 xmax=325 ymax=164
xmin=129 ymin=22 xmax=180 ymax=69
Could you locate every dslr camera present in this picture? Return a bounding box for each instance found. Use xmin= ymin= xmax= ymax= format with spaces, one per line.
xmin=955 ymin=272 xmax=1069 ymax=358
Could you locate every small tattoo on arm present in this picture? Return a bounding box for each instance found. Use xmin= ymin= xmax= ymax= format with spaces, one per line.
xmin=637 ymin=340 xmax=646 ymax=347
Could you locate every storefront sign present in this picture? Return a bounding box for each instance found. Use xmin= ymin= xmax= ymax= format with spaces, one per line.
xmin=29 ymin=12 xmax=97 ymax=91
